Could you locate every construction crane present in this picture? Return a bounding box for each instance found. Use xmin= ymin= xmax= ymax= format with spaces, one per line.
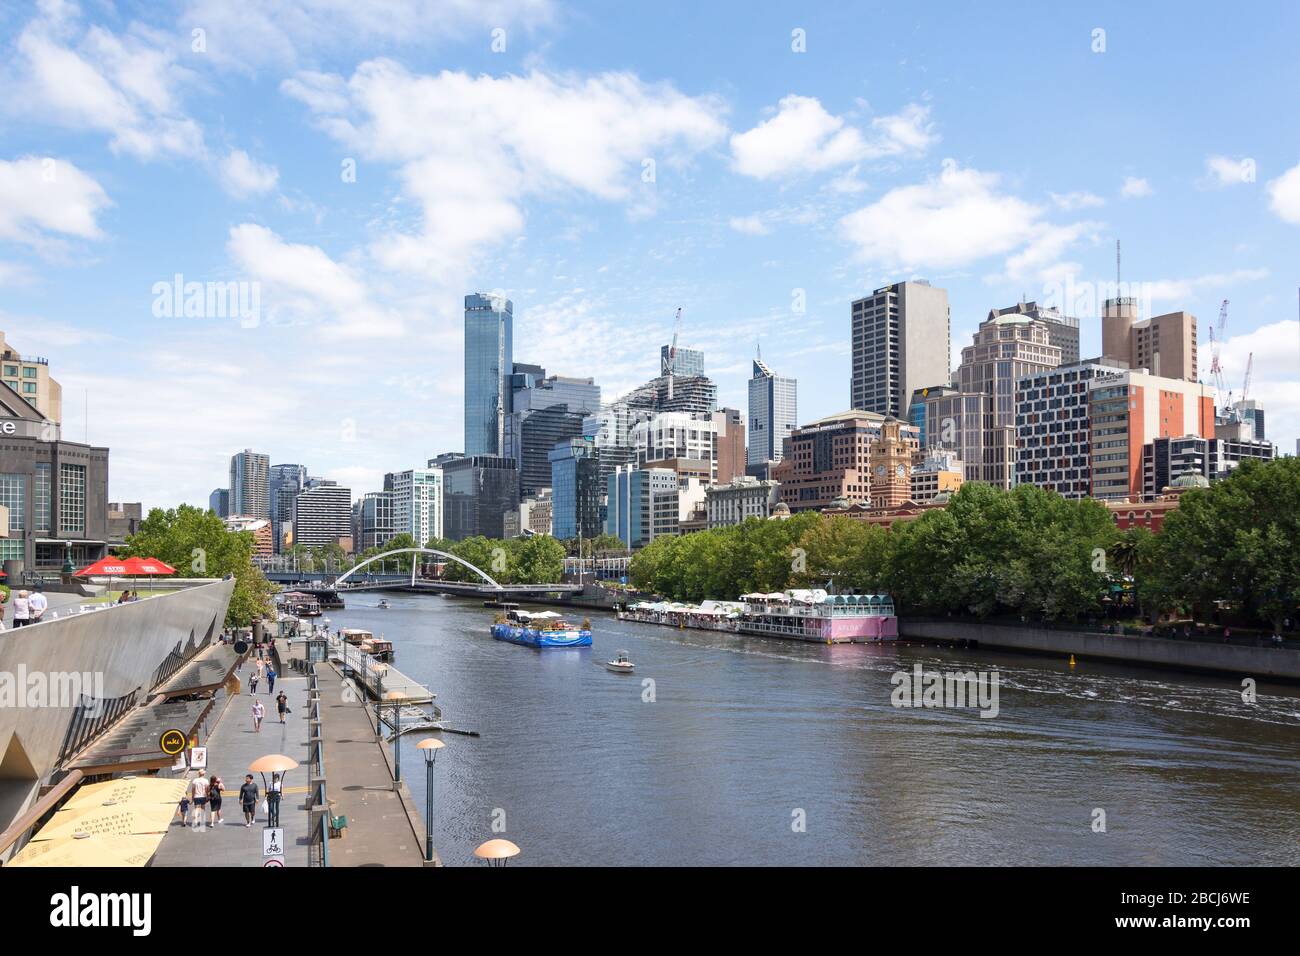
xmin=1208 ymin=299 xmax=1228 ymax=397
xmin=664 ymin=307 xmax=682 ymax=401
xmin=1240 ymin=352 xmax=1253 ymax=408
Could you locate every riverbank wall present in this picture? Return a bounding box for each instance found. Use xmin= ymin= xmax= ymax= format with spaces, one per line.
xmin=901 ymin=618 xmax=1300 ymax=682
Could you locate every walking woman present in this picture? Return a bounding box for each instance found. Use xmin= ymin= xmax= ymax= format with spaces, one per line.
xmin=252 ymin=698 xmax=266 ymax=732
xmin=208 ymin=774 xmax=225 ymax=826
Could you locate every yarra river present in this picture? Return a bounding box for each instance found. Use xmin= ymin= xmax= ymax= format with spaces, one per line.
xmin=328 ymin=593 xmax=1300 ymax=866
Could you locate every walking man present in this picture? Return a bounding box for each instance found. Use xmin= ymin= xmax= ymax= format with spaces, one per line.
xmin=188 ymin=774 xmax=209 ymax=830
xmin=276 ymin=690 xmax=289 ymax=724
xmin=28 ymin=588 xmax=48 ymax=623
xmin=266 ymin=663 xmax=277 ymax=695
xmin=267 ymin=771 xmax=283 ymax=828
xmin=252 ymin=698 xmax=266 ymax=732
xmin=238 ymin=774 xmax=259 ymax=827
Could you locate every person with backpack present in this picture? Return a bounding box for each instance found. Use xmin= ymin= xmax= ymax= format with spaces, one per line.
xmin=238 ymin=774 xmax=259 ymax=827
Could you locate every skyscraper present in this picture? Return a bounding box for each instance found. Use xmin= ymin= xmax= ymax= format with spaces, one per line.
xmin=660 ymin=343 xmax=704 ymax=378
xmin=988 ymin=301 xmax=1080 ymax=366
xmin=747 ymin=356 xmax=797 ymax=468
xmin=503 ymin=373 xmax=601 ymax=500
xmin=208 ymin=488 xmax=230 ymax=518
xmin=229 ymin=449 xmax=270 ymax=518
xmin=1101 ymin=297 xmax=1198 ymax=382
xmin=294 ymin=481 xmax=352 ymax=549
xmin=549 ymin=437 xmax=602 ymax=540
xmin=385 ymin=468 xmax=443 ymax=543
xmin=269 ymin=463 xmax=306 ymax=552
xmin=851 ymin=281 xmax=950 ymax=418
xmin=464 ymin=292 xmax=513 ymax=456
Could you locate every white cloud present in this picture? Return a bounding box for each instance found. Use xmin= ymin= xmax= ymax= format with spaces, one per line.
xmin=840 ymin=159 xmax=1062 ymax=271
xmin=225 ymin=223 xmax=403 ymax=338
xmin=220 ymin=149 xmax=280 ymax=198
xmin=1267 ymin=161 xmax=1300 ymax=224
xmin=1121 ymin=176 xmax=1152 ymax=198
xmin=730 ymin=96 xmax=935 ymax=179
xmin=0 ymin=156 xmax=111 ymax=252
xmin=729 ymin=214 xmax=770 ymax=236
xmin=1144 ymin=268 xmax=1270 ymax=304
xmin=1050 ymin=191 xmax=1105 ymax=211
xmin=182 ymin=0 xmax=557 ymax=71
xmin=1207 ymin=319 xmax=1300 ymax=443
xmin=283 ymin=62 xmax=727 ymax=278
xmin=1204 ymin=155 xmax=1255 ymax=188
xmin=4 ymin=6 xmax=204 ymax=161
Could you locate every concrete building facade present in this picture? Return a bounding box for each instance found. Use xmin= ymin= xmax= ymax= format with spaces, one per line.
xmin=850 ymin=281 xmax=950 ymax=419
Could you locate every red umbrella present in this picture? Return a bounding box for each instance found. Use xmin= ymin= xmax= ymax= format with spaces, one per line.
xmin=75 ymin=558 xmax=133 ymax=577
xmin=122 ymin=557 xmax=177 ymax=593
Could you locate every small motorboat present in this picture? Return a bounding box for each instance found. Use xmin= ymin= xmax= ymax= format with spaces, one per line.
xmin=378 ymin=599 xmax=390 ymax=609
xmin=605 ymin=649 xmax=634 ymax=673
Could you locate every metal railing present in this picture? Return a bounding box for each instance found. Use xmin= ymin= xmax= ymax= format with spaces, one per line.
xmin=304 ymin=661 xmax=330 ymax=868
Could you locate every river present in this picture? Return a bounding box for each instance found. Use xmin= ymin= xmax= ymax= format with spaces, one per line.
xmin=325 ymin=593 xmax=1300 ymax=866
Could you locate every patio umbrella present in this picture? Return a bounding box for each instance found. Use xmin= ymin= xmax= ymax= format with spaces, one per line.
xmin=74 ymin=556 xmax=133 ymax=600
xmin=122 ymin=556 xmax=177 ymax=593
xmin=61 ymin=777 xmax=188 ymax=811
xmin=8 ymin=833 xmax=161 ymax=868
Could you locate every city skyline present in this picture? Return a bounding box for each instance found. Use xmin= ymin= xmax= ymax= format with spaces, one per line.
xmin=2 ymin=2 xmax=1299 ymax=510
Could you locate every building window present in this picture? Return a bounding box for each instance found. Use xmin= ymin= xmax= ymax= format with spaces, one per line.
xmin=34 ymin=463 xmax=51 ymax=533
xmin=59 ymin=463 xmax=86 ymax=535
xmin=0 ymin=474 xmax=25 ymax=534
xmin=23 ymin=367 xmax=37 ymax=379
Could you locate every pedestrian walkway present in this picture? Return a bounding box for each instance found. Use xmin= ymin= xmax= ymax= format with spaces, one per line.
xmin=313 ymin=663 xmax=428 ymax=867
xmin=153 ymin=642 xmax=310 ymax=867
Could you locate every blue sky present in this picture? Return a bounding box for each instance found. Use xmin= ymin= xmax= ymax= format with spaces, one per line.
xmin=2 ymin=0 xmax=1298 ymax=508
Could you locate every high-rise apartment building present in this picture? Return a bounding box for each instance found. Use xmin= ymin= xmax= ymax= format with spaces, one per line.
xmin=385 ymin=468 xmax=442 ymax=544
xmin=269 ymin=463 xmax=306 ymax=553
xmin=293 ymin=481 xmax=352 ymax=549
xmin=850 ymin=281 xmax=951 ymax=418
xmin=229 ymin=449 xmax=270 ymax=518
xmin=1 ymin=330 xmax=62 ymax=425
xmin=358 ymin=490 xmax=395 ymax=551
xmin=464 ymin=292 xmax=513 ymax=456
xmin=715 ymin=407 xmax=747 ymax=485
xmin=748 ymin=357 xmax=796 ymax=469
xmin=660 ymin=343 xmax=704 ymax=378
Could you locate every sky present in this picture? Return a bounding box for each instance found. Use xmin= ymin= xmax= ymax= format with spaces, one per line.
xmin=1 ymin=0 xmax=1298 ymax=509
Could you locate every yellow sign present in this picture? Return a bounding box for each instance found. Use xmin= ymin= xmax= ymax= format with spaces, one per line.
xmin=159 ymin=729 xmax=187 ymax=756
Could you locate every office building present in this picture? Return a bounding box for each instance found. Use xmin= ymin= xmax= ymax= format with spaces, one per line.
xmin=1101 ymin=297 xmax=1198 ymax=382
xmin=1089 ymin=369 xmax=1217 ymax=500
xmin=464 ymin=292 xmax=513 ymax=456
xmin=208 ymin=487 xmax=230 ymax=518
xmin=357 ymin=491 xmax=395 ymax=551
xmin=660 ymin=343 xmax=704 ymax=378
xmin=229 ymin=449 xmax=270 ymax=518
xmin=107 ymin=501 xmax=143 ymax=546
xmin=705 ymin=476 xmax=780 ymax=528
xmin=269 ymin=463 xmax=307 ymax=553
xmin=716 ymin=407 xmax=747 ymax=485
xmin=748 ymin=357 xmax=796 ymax=470
xmin=910 ymin=449 xmax=964 ymax=502
xmin=908 ymin=385 xmax=958 ymax=450
xmin=1015 ymin=360 xmax=1122 ymax=498
xmin=385 ymin=468 xmax=442 ymax=544
xmin=0 ymin=379 xmax=109 ymax=571
xmin=1 ymin=330 xmax=62 ymax=425
xmin=441 ymin=455 xmax=519 ymax=541
xmin=1142 ymin=434 xmax=1276 ymax=497
xmin=549 ymin=437 xmax=602 ymax=540
xmin=294 ymin=481 xmax=353 ymax=549
xmin=504 ymin=374 xmax=600 ymax=501
xmin=771 ymin=410 xmax=920 ymax=513
xmin=988 ymin=301 xmax=1080 ymax=366
xmin=1226 ymin=399 xmax=1266 ymax=442
xmin=850 ymin=281 xmax=950 ymax=418
xmin=605 ymin=465 xmax=678 ymax=548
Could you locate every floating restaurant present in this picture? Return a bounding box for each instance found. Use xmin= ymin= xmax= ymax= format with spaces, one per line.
xmin=619 ymin=589 xmax=898 ymax=644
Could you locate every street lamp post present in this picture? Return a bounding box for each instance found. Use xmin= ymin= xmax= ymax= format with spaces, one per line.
xmin=415 ymin=738 xmax=444 ymax=864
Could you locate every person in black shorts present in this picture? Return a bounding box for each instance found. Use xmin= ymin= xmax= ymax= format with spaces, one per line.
xmin=207 ymin=774 xmax=224 ymax=825
xmin=239 ymin=774 xmax=259 ymax=827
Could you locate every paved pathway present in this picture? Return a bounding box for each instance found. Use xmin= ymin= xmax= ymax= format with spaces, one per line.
xmin=153 ymin=642 xmax=310 ymax=867
xmin=314 ymin=663 xmax=427 ymax=867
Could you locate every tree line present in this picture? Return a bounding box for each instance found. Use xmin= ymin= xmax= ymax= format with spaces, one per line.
xmin=628 ymin=458 xmax=1300 ymax=630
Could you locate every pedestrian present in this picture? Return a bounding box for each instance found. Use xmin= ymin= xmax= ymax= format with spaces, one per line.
xmin=188 ymin=774 xmax=209 ymax=829
xmin=28 ymin=588 xmax=48 ymax=623
xmin=255 ymin=657 xmax=266 ymax=683
xmin=11 ymin=590 xmax=30 ymax=627
xmin=267 ymin=771 xmax=283 ymax=828
xmin=266 ymin=663 xmax=277 ymax=694
xmin=276 ymin=690 xmax=289 ymax=724
xmin=249 ymin=670 xmax=260 ymax=694
xmin=239 ymin=774 xmax=259 ymax=827
xmin=208 ymin=774 xmax=225 ymax=825
xmin=252 ymin=698 xmax=265 ymax=732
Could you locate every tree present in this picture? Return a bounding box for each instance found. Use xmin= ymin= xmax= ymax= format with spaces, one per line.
xmin=121 ymin=505 xmax=275 ymax=627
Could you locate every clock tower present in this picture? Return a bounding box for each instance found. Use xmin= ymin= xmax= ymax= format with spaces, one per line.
xmin=869 ymin=418 xmax=913 ymax=509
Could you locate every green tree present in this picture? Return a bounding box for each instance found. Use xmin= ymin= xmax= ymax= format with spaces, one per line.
xmin=121 ymin=504 xmax=275 ymax=626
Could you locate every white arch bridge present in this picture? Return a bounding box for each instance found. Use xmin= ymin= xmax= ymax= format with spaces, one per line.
xmin=330 ymin=547 xmax=580 ymax=595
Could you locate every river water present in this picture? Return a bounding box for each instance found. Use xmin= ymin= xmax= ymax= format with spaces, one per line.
xmin=326 ymin=593 xmax=1300 ymax=867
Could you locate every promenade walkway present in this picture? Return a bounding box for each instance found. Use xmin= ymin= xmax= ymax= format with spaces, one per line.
xmin=153 ymin=640 xmax=310 ymax=867
xmin=313 ymin=662 xmax=428 ymax=867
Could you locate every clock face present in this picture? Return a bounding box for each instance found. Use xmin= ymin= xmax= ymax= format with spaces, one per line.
xmin=896 ymin=465 xmax=906 ymax=478
xmin=875 ymin=464 xmax=885 ymax=477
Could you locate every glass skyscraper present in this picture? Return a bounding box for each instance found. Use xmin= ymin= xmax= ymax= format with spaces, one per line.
xmin=747 ymin=358 xmax=797 ymax=467
xmin=464 ymin=293 xmax=513 ymax=456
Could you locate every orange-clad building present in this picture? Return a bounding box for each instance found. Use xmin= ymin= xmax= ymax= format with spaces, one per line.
xmin=1088 ymin=369 xmax=1216 ymax=501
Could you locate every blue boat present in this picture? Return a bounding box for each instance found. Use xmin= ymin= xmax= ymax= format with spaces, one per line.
xmin=491 ymin=610 xmax=592 ymax=648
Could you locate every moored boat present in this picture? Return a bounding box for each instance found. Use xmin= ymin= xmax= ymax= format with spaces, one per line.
xmin=491 ymin=610 xmax=592 ymax=648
